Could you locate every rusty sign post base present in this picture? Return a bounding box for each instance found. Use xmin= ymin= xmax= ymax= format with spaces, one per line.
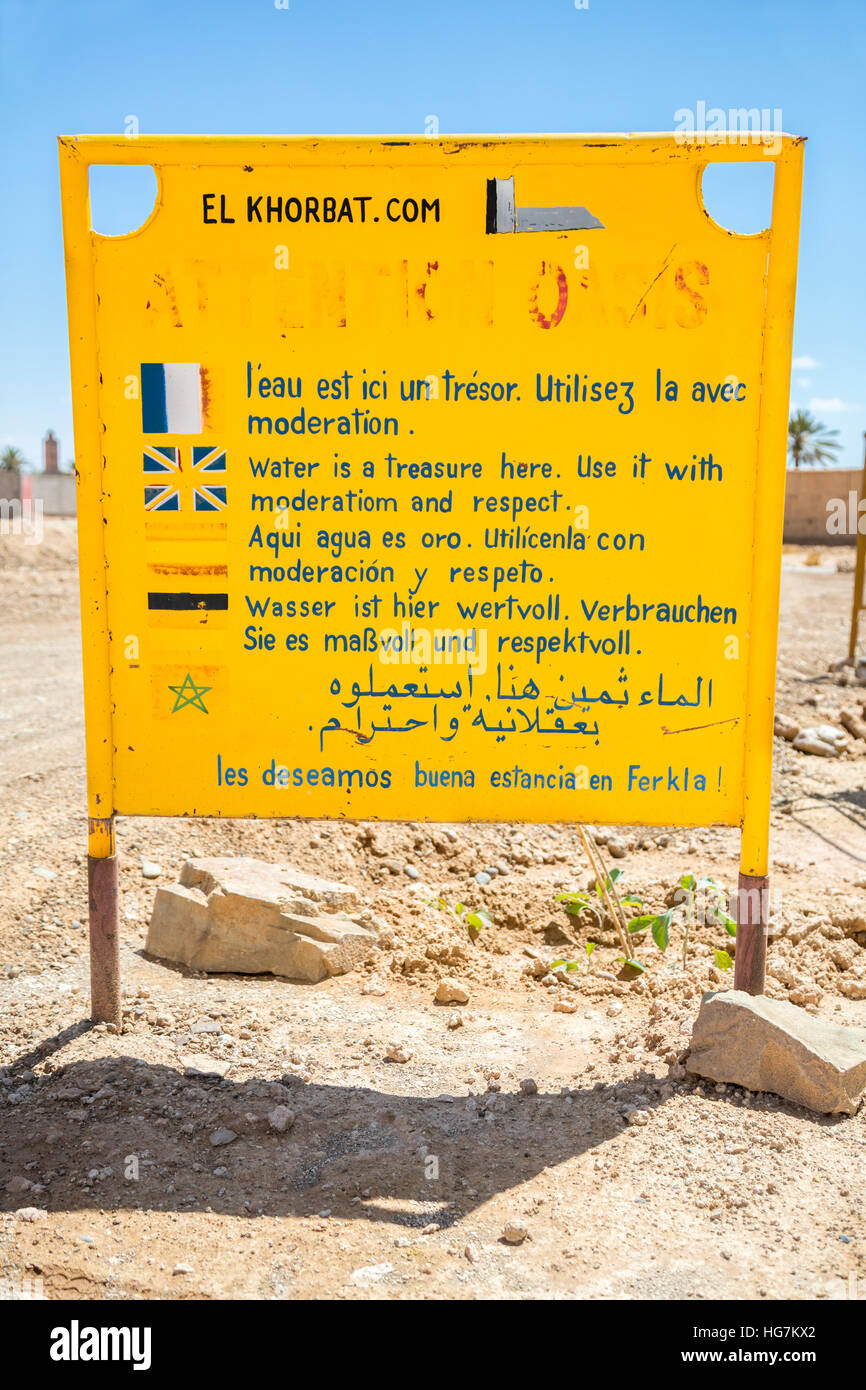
xmin=733 ymin=871 xmax=769 ymax=995
xmin=88 ymin=824 xmax=121 ymax=1027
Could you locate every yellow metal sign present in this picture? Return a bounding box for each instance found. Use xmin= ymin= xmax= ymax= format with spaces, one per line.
xmin=60 ymin=134 xmax=802 ymax=877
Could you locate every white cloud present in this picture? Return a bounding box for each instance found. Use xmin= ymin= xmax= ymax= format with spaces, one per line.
xmin=792 ymin=355 xmax=820 ymax=369
xmin=808 ymin=396 xmax=860 ymax=414
xmin=796 ymin=378 xmax=812 ymax=389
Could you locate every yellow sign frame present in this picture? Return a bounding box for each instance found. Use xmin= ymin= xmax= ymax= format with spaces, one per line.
xmin=60 ymin=133 xmax=803 ymax=1018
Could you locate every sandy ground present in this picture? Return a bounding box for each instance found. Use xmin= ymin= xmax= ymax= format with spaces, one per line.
xmin=0 ymin=521 xmax=863 ymax=1301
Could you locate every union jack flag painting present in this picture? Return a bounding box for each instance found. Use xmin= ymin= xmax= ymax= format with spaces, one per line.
xmin=143 ymin=445 xmax=227 ymax=513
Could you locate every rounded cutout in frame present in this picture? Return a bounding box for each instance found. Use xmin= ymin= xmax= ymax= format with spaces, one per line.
xmin=88 ymin=164 xmax=158 ymax=237
xmin=700 ymin=161 xmax=775 ymax=237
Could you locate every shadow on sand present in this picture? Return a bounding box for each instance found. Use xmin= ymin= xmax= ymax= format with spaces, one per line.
xmin=0 ymin=1024 xmax=675 ymax=1227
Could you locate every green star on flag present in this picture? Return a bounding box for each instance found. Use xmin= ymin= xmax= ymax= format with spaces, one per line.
xmin=169 ymin=672 xmax=212 ymax=713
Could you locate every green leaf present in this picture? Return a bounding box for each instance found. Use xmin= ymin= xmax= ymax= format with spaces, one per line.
xmin=465 ymin=909 xmax=492 ymax=933
xmin=585 ymin=942 xmax=596 ymax=958
xmin=697 ymin=877 xmax=724 ymax=895
xmin=627 ymin=914 xmax=657 ymax=933
xmin=617 ymin=955 xmax=647 ymax=974
xmin=652 ymin=910 xmax=673 ymax=952
xmin=621 ymin=893 xmax=643 ymax=907
xmin=556 ymin=891 xmax=590 ymax=916
xmin=714 ymin=948 xmax=734 ymax=971
xmin=680 ymin=873 xmax=697 ymax=893
xmin=593 ymin=867 xmax=623 ymax=898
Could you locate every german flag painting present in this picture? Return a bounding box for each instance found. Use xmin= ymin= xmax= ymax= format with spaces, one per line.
xmin=146 ymin=559 xmax=229 ymax=629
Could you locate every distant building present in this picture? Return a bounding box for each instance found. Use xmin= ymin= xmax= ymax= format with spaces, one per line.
xmin=43 ymin=429 xmax=60 ymax=474
xmin=31 ymin=429 xmax=76 ymax=515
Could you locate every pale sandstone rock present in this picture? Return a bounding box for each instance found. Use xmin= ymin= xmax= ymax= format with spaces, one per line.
xmin=813 ymin=723 xmax=848 ymax=749
xmin=792 ymin=729 xmax=839 ymax=757
xmin=687 ymin=989 xmax=866 ymax=1115
xmin=435 ymin=977 xmax=469 ymax=1004
xmin=361 ymin=975 xmax=389 ymax=996
xmin=209 ymin=1127 xmax=237 ymax=1147
xmin=501 ymin=1220 xmax=529 ymax=1244
xmin=349 ymin=1263 xmax=393 ymax=1287
xmin=773 ymin=713 xmax=799 ymax=741
xmin=830 ymin=941 xmax=857 ymax=971
xmin=14 ymin=1207 xmax=46 ymax=1222
xmin=840 ymin=969 xmax=866 ymax=1000
xmin=146 ymin=857 xmax=379 ymax=983
xmin=180 ymin=1053 xmax=232 ymax=1078
xmin=840 ymin=709 xmax=866 ymax=741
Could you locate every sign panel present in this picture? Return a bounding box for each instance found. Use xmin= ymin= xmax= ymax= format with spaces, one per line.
xmin=60 ymin=134 xmax=802 ymax=867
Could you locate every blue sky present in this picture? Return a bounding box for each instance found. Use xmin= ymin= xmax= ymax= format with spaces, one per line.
xmin=2 ymin=0 xmax=864 ymax=469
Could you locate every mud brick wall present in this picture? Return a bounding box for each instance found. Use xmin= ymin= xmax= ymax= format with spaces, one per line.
xmin=784 ymin=467 xmax=862 ymax=545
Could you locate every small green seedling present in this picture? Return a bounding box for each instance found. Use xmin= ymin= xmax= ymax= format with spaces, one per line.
xmin=706 ymin=893 xmax=737 ymax=937
xmin=550 ymin=941 xmax=598 ymax=975
xmin=557 ymin=868 xmax=642 ymax=925
xmin=680 ymin=875 xmax=736 ymax=968
xmin=558 ymin=867 xmax=645 ymax=970
xmin=626 ymin=907 xmax=674 ymax=953
xmin=625 ymin=873 xmax=737 ymax=971
xmin=425 ymin=895 xmax=492 ymax=942
xmin=556 ymin=889 xmax=599 ymax=930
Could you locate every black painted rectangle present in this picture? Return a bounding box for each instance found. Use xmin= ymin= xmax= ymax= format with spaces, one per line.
xmin=147 ymin=592 xmax=228 ymax=611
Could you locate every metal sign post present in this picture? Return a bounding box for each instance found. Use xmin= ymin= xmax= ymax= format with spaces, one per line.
xmin=60 ymin=133 xmax=803 ymax=1024
xmin=847 ymin=434 xmax=866 ymax=662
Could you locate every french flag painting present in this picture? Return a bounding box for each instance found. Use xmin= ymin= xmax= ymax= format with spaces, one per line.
xmin=141 ymin=363 xmax=203 ymax=434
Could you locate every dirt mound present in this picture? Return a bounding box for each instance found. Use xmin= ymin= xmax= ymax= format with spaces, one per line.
xmin=0 ymin=516 xmax=79 ymax=572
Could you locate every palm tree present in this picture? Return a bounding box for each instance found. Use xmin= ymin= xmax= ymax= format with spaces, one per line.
xmin=788 ymin=411 xmax=841 ymax=468
xmin=0 ymin=445 xmax=27 ymax=472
